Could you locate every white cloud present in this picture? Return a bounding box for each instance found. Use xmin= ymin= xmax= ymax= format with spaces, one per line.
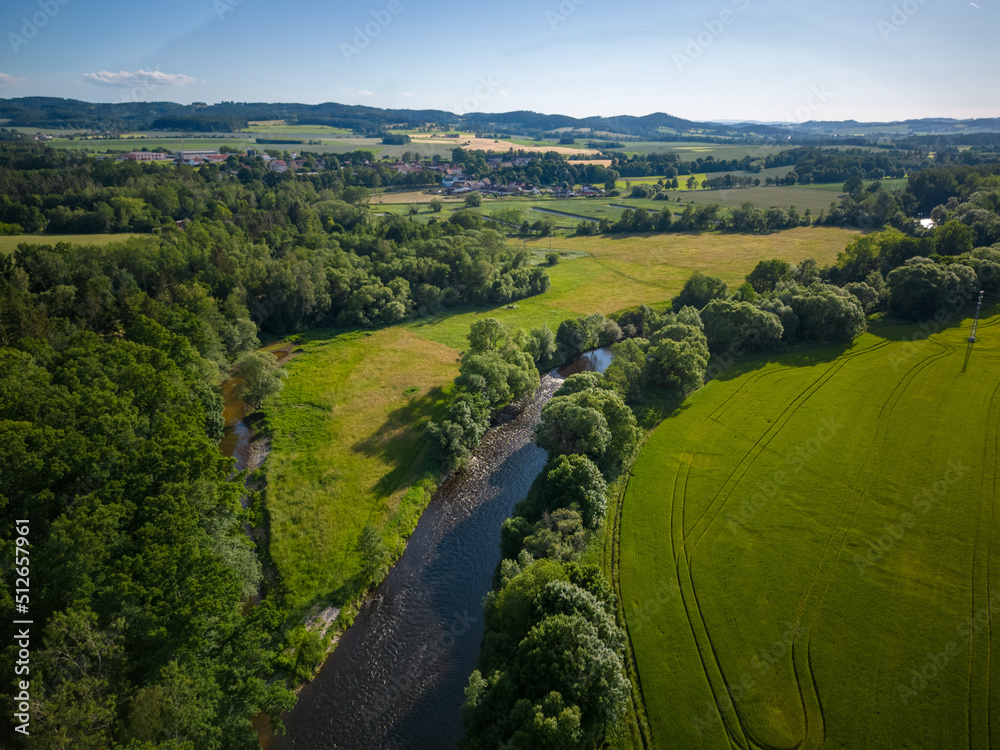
xmin=340 ymin=86 xmax=376 ymax=98
xmin=0 ymin=73 xmax=28 ymax=87
xmin=80 ymin=69 xmax=196 ymax=88
xmin=402 ymin=92 xmax=414 ymax=96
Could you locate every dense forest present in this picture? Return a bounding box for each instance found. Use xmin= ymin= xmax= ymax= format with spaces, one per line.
xmin=0 ymin=141 xmax=551 ymax=747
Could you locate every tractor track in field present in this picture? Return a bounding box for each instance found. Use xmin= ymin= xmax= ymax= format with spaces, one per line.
xmin=787 ymin=336 xmax=954 ymax=749
xmin=672 ymin=368 xmax=778 ymax=562
xmin=969 ymin=375 xmax=1000 ymax=748
xmin=622 ymin=319 xmax=1000 ymax=749
xmin=675 ymin=363 xmax=848 ymax=750
xmin=660 ymin=338 xmax=897 ymax=750
xmin=678 ymin=336 xmax=945 ymax=750
xmin=685 ymin=336 xmax=898 ymax=551
xmin=682 ymin=339 xmax=896 ymax=553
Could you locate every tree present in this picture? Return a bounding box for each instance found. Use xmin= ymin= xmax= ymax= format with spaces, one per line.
xmin=935 ymin=219 xmax=975 ymax=256
xmin=537 ymin=387 xmax=639 ymax=475
xmin=603 ymin=338 xmax=648 ymax=404
xmin=886 ymin=257 xmax=978 ymax=320
xmin=645 ymin=325 xmax=709 ymax=394
xmin=465 ymin=192 xmax=483 ymax=208
xmin=233 ymin=351 xmax=287 ymax=411
xmin=671 ymin=271 xmax=729 ymax=311
xmin=341 ymin=185 xmax=370 ymax=205
xmin=526 ymin=324 xmax=557 ymax=366
xmin=844 ymin=281 xmax=879 ymax=314
xmin=843 ymin=175 xmax=864 ymax=198
xmin=700 ymin=299 xmax=783 ymax=354
xmin=426 ymin=390 xmax=491 ymax=473
xmin=795 ymin=258 xmax=822 ymax=286
xmin=430 ymin=198 xmax=444 ymax=213
xmin=788 ymin=287 xmax=868 ymax=342
xmin=543 ymin=454 xmax=608 ymax=529
xmin=468 ymin=317 xmax=509 ymax=352
xmin=534 ymin=399 xmax=611 ymax=461
xmin=513 ymin=614 xmax=629 ymax=736
xmin=746 ymin=259 xmax=793 ymax=294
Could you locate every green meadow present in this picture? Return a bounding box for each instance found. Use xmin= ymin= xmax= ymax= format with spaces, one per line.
xmin=619 ymin=311 xmax=1000 ymax=749
xmin=264 ymin=327 xmax=458 ymax=611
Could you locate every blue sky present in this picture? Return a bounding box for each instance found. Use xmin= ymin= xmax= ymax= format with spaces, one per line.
xmin=1 ymin=0 xmax=998 ymax=122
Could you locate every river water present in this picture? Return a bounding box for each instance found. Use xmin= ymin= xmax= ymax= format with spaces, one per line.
xmin=236 ymin=347 xmax=612 ymax=750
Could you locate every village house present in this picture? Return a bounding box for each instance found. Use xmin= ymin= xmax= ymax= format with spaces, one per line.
xmin=119 ymin=151 xmax=171 ymax=161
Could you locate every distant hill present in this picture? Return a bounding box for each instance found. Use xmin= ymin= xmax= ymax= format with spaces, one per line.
xmin=1 ymin=97 xmax=997 ymax=143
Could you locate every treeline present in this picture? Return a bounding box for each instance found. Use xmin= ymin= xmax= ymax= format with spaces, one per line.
xmin=610 ymin=146 xmax=934 ymax=186
xmin=448 ymin=147 xmax=620 ymax=189
xmin=574 ymin=202 xmax=808 ymax=237
xmin=610 ymin=151 xmax=760 ymax=178
xmin=0 ymin=331 xmax=296 ymax=749
xmin=761 ymin=146 xmax=925 ymax=184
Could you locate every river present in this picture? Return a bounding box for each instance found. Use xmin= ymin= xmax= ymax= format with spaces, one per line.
xmin=221 ymin=346 xmax=612 ymax=750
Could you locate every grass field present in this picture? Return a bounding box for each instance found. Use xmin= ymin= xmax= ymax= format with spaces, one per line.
xmin=608 ymin=142 xmax=792 ymax=159
xmin=409 ymin=227 xmax=854 ymax=350
xmin=0 ymin=233 xmax=142 ymax=253
xmin=619 ymin=310 xmax=1000 ymax=749
xmin=265 ymin=327 xmax=458 ymax=611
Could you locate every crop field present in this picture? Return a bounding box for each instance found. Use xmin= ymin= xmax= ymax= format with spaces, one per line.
xmin=635 ymin=186 xmax=848 ymax=214
xmin=619 ymin=311 xmax=1000 ymax=749
xmin=242 ymin=122 xmax=352 ymax=134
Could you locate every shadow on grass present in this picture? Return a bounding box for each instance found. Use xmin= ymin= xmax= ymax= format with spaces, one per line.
xmin=350 ymin=386 xmax=448 ymax=497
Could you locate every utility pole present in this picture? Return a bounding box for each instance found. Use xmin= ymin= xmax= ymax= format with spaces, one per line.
xmin=969 ymin=291 xmax=985 ymax=343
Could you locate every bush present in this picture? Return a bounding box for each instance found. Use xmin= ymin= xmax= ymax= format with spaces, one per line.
xmin=546 ymin=252 xmax=559 ymax=265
